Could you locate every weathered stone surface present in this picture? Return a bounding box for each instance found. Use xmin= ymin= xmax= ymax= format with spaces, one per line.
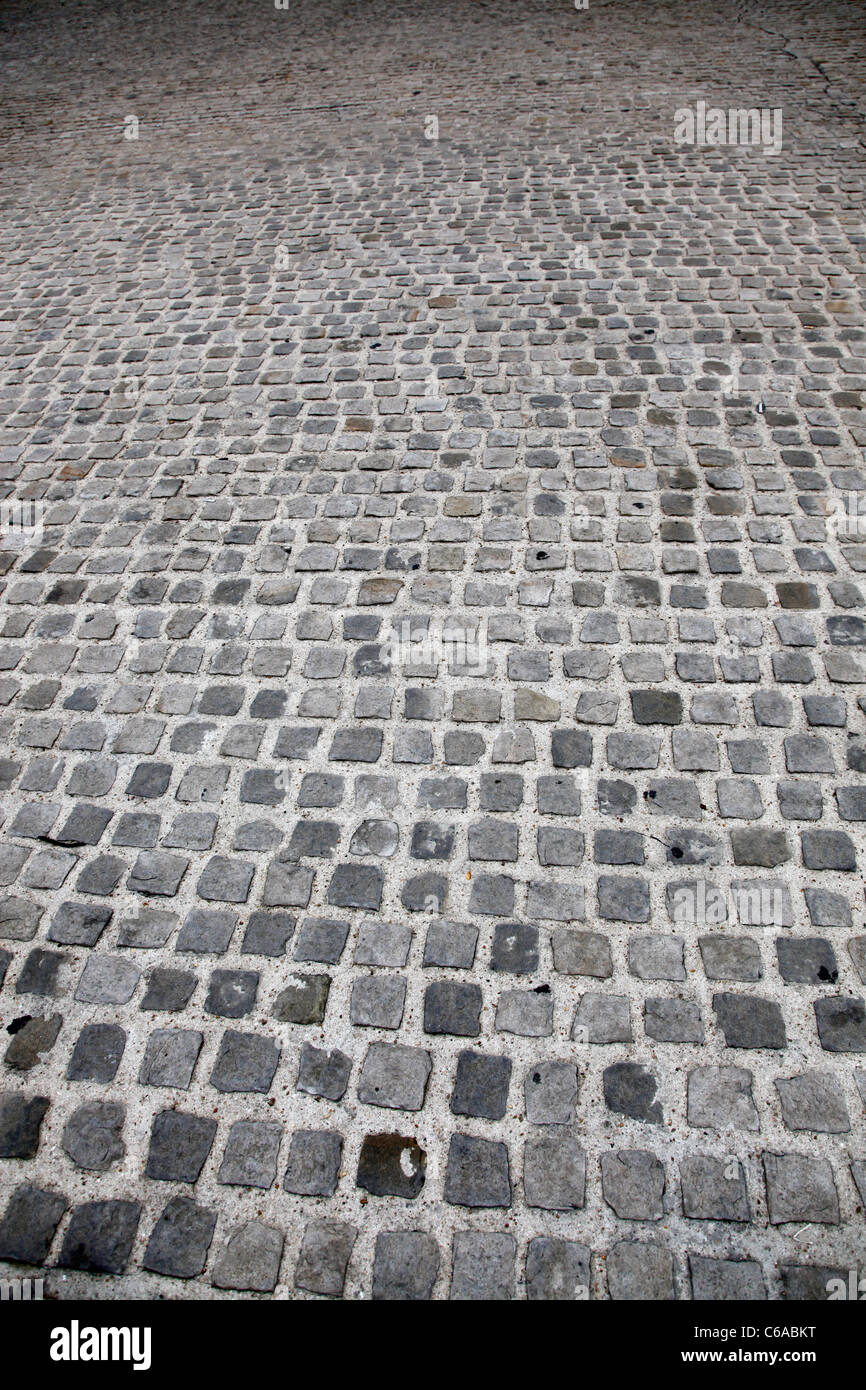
xmin=62 ymin=1100 xmax=126 ymax=1172
xmin=525 ymin=1061 xmax=579 ymax=1125
xmin=495 ymin=988 xmax=554 ymax=1036
xmin=356 ymin=1133 xmax=426 ymax=1199
xmin=553 ymin=930 xmax=613 ymax=978
xmin=143 ymin=1196 xmax=217 ymax=1279
xmin=777 ymin=934 xmax=833 ymax=987
xmin=603 ymin=1063 xmax=663 ymax=1124
xmin=523 ymin=1132 xmax=586 ymax=1210
xmin=75 ymin=955 xmax=140 ymax=1004
xmin=357 ymin=1043 xmax=432 ymax=1111
xmin=145 ymin=1110 xmax=217 ymax=1183
xmin=423 ymin=980 xmax=482 ymax=1036
xmin=775 ymin=1071 xmax=850 ymax=1132
xmin=525 ymin=1237 xmax=591 ymax=1301
xmin=209 ymin=1030 xmax=280 ymax=1093
xmin=283 ymin=1130 xmax=343 ymax=1198
xmin=295 ymin=1219 xmax=357 ymax=1297
xmin=59 ymin=1200 xmax=142 ymax=1275
xmin=444 ymin=1134 xmax=511 ymax=1208
xmin=763 ymin=1153 xmax=840 ymax=1225
xmin=66 ymin=1023 xmax=126 ymax=1081
xmin=212 ymin=1221 xmax=284 ymax=1293
xmin=601 ymin=1151 xmax=665 ymax=1221
xmin=779 ymin=1264 xmax=850 ymax=1301
xmin=606 ymin=1241 xmax=675 ymax=1300
xmin=450 ymin=1231 xmax=516 ymax=1301
xmin=687 ymin=1066 xmax=759 ymax=1132
xmin=450 ymin=1050 xmax=512 ymax=1120
xmin=680 ymin=1156 xmax=750 ymax=1222
xmin=713 ymin=993 xmax=786 ymax=1049
xmin=139 ymin=1029 xmax=203 ymax=1089
xmin=814 ymin=997 xmax=866 ymax=1053
xmin=218 ymin=1121 xmax=282 ymax=1189
xmin=4 ymin=1013 xmax=62 ymax=1072
xmin=273 ymin=973 xmax=331 ymax=1025
xmin=296 ymin=1043 xmax=352 ymax=1102
xmin=0 ymin=1092 xmax=49 ymax=1158
xmin=0 ymin=1184 xmax=67 ymax=1265
xmin=689 ymin=1256 xmax=766 ymax=1301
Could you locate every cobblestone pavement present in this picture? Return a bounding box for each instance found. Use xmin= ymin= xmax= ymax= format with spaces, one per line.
xmin=0 ymin=0 xmax=865 ymax=1301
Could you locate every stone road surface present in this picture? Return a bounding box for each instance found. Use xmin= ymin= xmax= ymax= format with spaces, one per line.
xmin=0 ymin=0 xmax=865 ymax=1300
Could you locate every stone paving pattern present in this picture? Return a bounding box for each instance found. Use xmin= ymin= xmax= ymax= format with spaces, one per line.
xmin=0 ymin=0 xmax=865 ymax=1299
